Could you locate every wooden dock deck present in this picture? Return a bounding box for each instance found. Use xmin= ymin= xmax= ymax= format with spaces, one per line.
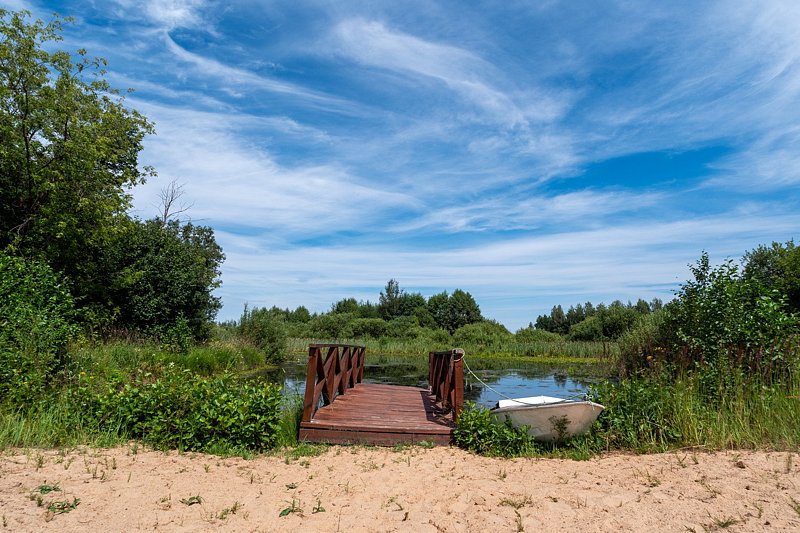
xmin=297 ymin=345 xmax=464 ymax=446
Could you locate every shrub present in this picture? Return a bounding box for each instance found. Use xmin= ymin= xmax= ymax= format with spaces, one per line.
xmin=238 ymin=306 xmax=287 ymax=364
xmin=454 ymin=402 xmax=536 ymax=456
xmin=0 ymin=252 xmax=77 ymax=405
xmin=452 ymin=320 xmax=512 ymax=350
xmin=80 ymin=368 xmax=282 ymax=452
xmin=568 ymin=316 xmax=603 ymax=341
xmin=514 ymin=326 xmax=562 ymax=343
xmin=345 ymin=318 xmax=388 ymax=338
xmin=587 ymin=378 xmax=682 ymax=450
xmin=307 ymin=313 xmax=352 ymax=339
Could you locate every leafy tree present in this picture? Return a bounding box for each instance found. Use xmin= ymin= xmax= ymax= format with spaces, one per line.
xmin=426 ymin=291 xmax=450 ymax=328
xmin=378 ymin=279 xmax=403 ymax=320
xmin=107 ymin=219 xmax=224 ymax=340
xmin=378 ymin=279 xmax=425 ymax=320
xmin=743 ymin=240 xmax=800 ymax=313
xmin=331 ymin=297 xmax=360 ymax=315
xmin=0 ymin=10 xmax=154 ymax=311
xmin=238 ymin=305 xmax=287 ymax=364
xmin=447 ymin=289 xmax=482 ymax=333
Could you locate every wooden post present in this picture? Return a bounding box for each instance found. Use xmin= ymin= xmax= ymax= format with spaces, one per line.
xmin=301 ymin=345 xmax=320 ymax=423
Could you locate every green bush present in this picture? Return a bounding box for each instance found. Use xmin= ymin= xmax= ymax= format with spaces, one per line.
xmin=587 ymin=378 xmax=682 ymax=450
xmin=514 ymin=326 xmax=562 ymax=343
xmin=78 ymin=368 xmax=282 ymax=452
xmin=454 ymin=402 xmax=536 ymax=456
xmin=452 ymin=320 xmax=512 ymax=350
xmin=345 ymin=317 xmax=388 ymax=338
xmin=0 ymin=252 xmax=77 ymax=405
xmin=238 ymin=306 xmax=287 ymax=363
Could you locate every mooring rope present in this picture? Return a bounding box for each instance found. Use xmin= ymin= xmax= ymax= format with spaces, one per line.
xmin=461 ymin=356 xmax=586 ymax=407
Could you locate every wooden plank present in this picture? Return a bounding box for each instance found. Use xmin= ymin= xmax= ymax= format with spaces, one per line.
xmin=298 ymin=383 xmax=456 ymax=446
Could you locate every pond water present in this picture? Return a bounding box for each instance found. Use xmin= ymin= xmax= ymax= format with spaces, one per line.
xmin=249 ymin=355 xmax=608 ymax=408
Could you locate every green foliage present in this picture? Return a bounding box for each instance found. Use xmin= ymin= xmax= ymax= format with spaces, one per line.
xmin=378 ymin=279 xmax=425 ymax=320
xmin=514 ymin=326 xmax=562 ymax=343
xmin=307 ymin=312 xmax=352 ymax=340
xmin=345 ymin=317 xmax=388 ymax=338
xmin=238 ymin=306 xmax=287 ymax=364
xmin=568 ymin=315 xmax=603 ymax=341
xmin=454 ymin=402 xmax=537 ymax=456
xmin=452 ymin=320 xmax=512 ymax=351
xmin=587 ymin=378 xmax=682 ymax=450
xmin=0 ymin=10 xmax=154 ymax=310
xmin=666 ymin=252 xmax=799 ymax=387
xmin=616 ymin=310 xmax=673 ymax=376
xmin=0 ymin=252 xmax=77 ymax=405
xmin=78 ymin=369 xmax=282 ymax=452
xmin=385 ymin=315 xmax=419 ymax=338
xmin=108 ymin=219 xmax=224 ymax=341
xmin=743 ymin=240 xmax=800 ymax=313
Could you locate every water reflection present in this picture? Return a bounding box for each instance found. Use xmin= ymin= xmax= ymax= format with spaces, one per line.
xmin=246 ymin=355 xmax=607 ymax=409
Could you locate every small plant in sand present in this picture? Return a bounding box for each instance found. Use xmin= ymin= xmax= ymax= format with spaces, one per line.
xmin=499 ymin=495 xmax=532 ymax=509
xmin=279 ymin=499 xmax=302 ymax=517
xmin=32 ymin=483 xmax=61 ymax=495
xmin=180 ymin=495 xmax=203 ymax=506
xmin=216 ymin=501 xmax=242 ymax=519
xmin=47 ymin=498 xmax=80 ymax=514
xmin=312 ymin=498 xmax=325 ymax=514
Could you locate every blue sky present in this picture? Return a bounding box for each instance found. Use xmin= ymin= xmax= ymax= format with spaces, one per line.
xmin=11 ymin=0 xmax=800 ymax=330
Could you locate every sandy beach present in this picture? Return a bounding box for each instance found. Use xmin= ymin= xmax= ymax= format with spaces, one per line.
xmin=0 ymin=445 xmax=800 ymax=533
xmin=1 ymin=445 xmax=798 ymax=532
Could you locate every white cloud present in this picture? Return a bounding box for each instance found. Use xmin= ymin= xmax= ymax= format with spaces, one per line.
xmin=130 ymin=100 xmax=419 ymax=235
xmin=111 ymin=0 xmax=209 ymax=30
xmin=215 ymin=209 xmax=800 ymax=329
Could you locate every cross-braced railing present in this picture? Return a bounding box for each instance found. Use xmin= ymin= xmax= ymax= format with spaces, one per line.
xmin=301 ymin=344 xmax=366 ymax=423
xmin=428 ymin=348 xmax=465 ymax=417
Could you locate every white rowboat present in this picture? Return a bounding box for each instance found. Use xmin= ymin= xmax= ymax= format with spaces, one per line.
xmin=491 ymin=395 xmax=605 ymax=442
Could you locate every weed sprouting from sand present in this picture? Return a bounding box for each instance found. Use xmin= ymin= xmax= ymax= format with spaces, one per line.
xmin=32 ymin=483 xmax=61 ymax=495
xmin=704 ymin=514 xmax=739 ymax=529
xmin=785 ymin=454 xmax=793 ymax=474
xmin=386 ymin=496 xmax=404 ymax=511
xmin=180 ymin=495 xmax=203 ymax=506
xmin=285 ymin=482 xmax=298 ymax=490
xmin=203 ymin=463 xmax=210 ymax=473
xmin=47 ymin=497 xmax=80 ymax=514
xmin=500 ymin=495 xmax=532 ymax=509
xmin=279 ymin=499 xmax=302 ymax=517
xmin=634 ymin=468 xmax=661 ymax=487
xmin=697 ymin=475 xmax=720 ymax=497
xmin=2 ymin=513 xmax=6 ymax=528
xmin=157 ymin=495 xmax=172 ymax=510
xmin=789 ymin=497 xmax=800 ymax=517
xmin=312 ymin=498 xmax=325 ymax=514
xmin=497 ymin=468 xmax=507 ymax=480
xmin=216 ymin=501 xmax=242 ymax=519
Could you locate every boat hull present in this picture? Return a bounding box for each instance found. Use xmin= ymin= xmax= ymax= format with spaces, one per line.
xmin=490 ymin=396 xmax=604 ymax=442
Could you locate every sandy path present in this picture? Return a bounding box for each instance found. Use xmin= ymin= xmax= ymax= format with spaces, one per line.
xmin=1 ymin=445 xmax=799 ymax=532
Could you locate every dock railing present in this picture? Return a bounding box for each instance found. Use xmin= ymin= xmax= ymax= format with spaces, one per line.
xmin=301 ymin=344 xmax=366 ymax=424
xmin=428 ymin=348 xmax=465 ymax=417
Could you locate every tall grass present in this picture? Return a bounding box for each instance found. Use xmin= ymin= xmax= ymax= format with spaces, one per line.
xmin=586 ymin=370 xmax=800 ymax=453
xmin=0 ymin=401 xmax=128 ymax=450
xmin=287 ymin=336 xmax=614 ymax=360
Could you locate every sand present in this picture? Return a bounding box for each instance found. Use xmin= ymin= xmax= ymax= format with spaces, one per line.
xmin=1 ymin=445 xmax=798 ymax=532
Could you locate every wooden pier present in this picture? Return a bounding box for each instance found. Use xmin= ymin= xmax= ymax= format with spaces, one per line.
xmin=298 ymin=344 xmax=464 ymax=446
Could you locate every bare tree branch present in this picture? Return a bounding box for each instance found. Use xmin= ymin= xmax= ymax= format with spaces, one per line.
xmin=157 ymin=179 xmax=193 ymax=225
